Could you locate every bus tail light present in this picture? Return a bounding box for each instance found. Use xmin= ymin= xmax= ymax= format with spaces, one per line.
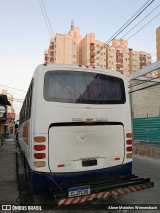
xmin=34 ymin=153 xmax=46 ymax=159
xmin=34 ymin=161 xmax=46 ymax=167
xmin=126 ymin=153 xmax=132 ymax=158
xmin=126 ymin=146 xmax=132 ymax=152
xmin=126 ymin=133 xmax=132 ymax=138
xmin=126 ymin=140 xmax=132 ymax=145
xmin=34 ymin=136 xmax=46 ymax=142
xmin=34 ymin=145 xmax=46 ymax=151
xmin=126 ymin=133 xmax=132 ymax=159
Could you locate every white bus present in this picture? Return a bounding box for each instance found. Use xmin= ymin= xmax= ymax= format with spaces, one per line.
xmin=19 ymin=64 xmax=133 ymax=194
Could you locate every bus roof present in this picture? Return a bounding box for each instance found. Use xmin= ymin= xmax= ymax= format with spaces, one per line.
xmin=34 ymin=64 xmax=125 ymax=79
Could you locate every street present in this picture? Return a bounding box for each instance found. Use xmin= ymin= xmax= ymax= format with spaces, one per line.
xmin=0 ymin=139 xmax=160 ymax=213
xmin=0 ymin=138 xmax=159 ymax=212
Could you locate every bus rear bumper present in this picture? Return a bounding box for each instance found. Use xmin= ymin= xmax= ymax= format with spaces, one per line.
xmin=30 ymin=162 xmax=132 ymax=194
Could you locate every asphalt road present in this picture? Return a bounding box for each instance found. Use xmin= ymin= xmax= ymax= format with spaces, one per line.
xmin=115 ymin=155 xmax=160 ymax=213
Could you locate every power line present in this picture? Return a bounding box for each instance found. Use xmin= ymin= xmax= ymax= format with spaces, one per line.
xmin=105 ymin=0 xmax=155 ymax=44
xmin=8 ymin=89 xmax=25 ymax=98
xmin=126 ymin=11 xmax=160 ymax=41
xmin=129 ymin=80 xmax=160 ymax=93
xmin=108 ymin=4 xmax=160 ymax=58
xmin=0 ymin=84 xmax=27 ymax=92
xmin=95 ymin=2 xmax=160 ymax=65
xmin=38 ymin=0 xmax=64 ymax=64
xmin=84 ymin=0 xmax=155 ymax=65
xmin=93 ymin=4 xmax=160 ymax=73
xmin=40 ymin=0 xmax=54 ymax=37
xmin=120 ymin=3 xmax=160 ymax=40
xmin=129 ymin=75 xmax=160 ymax=88
xmin=38 ymin=0 xmax=52 ymax=37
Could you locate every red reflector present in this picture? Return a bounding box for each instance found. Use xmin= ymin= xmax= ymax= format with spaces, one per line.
xmin=34 ymin=145 xmax=46 ymax=151
xmin=114 ymin=157 xmax=120 ymax=161
xmin=126 ymin=146 xmax=132 ymax=152
xmin=34 ymin=153 xmax=46 ymax=159
xmin=126 ymin=140 xmax=132 ymax=145
xmin=57 ymin=164 xmax=65 ymax=168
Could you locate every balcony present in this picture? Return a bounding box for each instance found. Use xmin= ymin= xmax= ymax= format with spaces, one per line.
xmin=116 ymin=58 xmax=123 ymax=63
xmin=44 ymin=56 xmax=48 ymax=61
xmin=50 ymin=57 xmax=54 ymax=62
xmin=116 ymin=52 xmax=123 ymax=57
xmin=90 ymin=43 xmax=95 ymax=51
xmin=140 ymin=55 xmax=146 ymax=61
xmin=90 ymin=57 xmax=95 ymax=63
xmin=116 ymin=64 xmax=123 ymax=68
xmin=140 ymin=62 xmax=146 ymax=68
xmin=90 ymin=52 xmax=95 ymax=57
xmin=90 ymin=62 xmax=95 ymax=67
xmin=50 ymin=50 xmax=54 ymax=56
xmin=50 ymin=44 xmax=54 ymax=50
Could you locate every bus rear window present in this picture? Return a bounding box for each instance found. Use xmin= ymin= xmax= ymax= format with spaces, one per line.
xmin=44 ymin=71 xmax=126 ymax=104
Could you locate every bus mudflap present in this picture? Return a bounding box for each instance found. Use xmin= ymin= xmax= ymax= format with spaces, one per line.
xmin=51 ymin=174 xmax=154 ymax=206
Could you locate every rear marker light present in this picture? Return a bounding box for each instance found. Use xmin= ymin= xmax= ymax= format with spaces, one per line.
xmin=114 ymin=157 xmax=120 ymax=161
xmin=126 ymin=153 xmax=132 ymax=158
xmin=126 ymin=140 xmax=132 ymax=145
xmin=34 ymin=145 xmax=46 ymax=151
xmin=34 ymin=161 xmax=46 ymax=167
xmin=126 ymin=146 xmax=132 ymax=152
xmin=126 ymin=133 xmax=132 ymax=138
xmin=34 ymin=153 xmax=46 ymax=159
xmin=57 ymin=164 xmax=65 ymax=168
xmin=34 ymin=136 xmax=46 ymax=143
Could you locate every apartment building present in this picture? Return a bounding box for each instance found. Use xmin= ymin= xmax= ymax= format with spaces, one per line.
xmin=129 ymin=49 xmax=151 ymax=77
xmin=44 ymin=25 xmax=152 ymax=77
xmin=44 ymin=22 xmax=82 ymax=65
xmin=79 ymin=33 xmax=106 ymax=68
xmin=106 ymin=39 xmax=129 ymax=77
xmin=156 ymin=26 xmax=160 ymax=76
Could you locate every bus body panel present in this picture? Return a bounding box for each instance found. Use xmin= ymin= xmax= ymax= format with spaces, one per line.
xmin=49 ymin=125 xmax=124 ymax=172
xmin=18 ymin=64 xmax=132 ymax=193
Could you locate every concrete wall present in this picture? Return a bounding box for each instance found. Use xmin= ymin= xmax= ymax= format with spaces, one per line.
xmin=130 ymin=79 xmax=160 ymax=118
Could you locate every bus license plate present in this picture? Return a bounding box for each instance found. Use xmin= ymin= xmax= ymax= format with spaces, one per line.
xmin=68 ymin=185 xmax=90 ymax=198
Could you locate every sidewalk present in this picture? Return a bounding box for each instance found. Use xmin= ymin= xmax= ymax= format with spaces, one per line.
xmin=0 ymin=135 xmax=19 ymax=204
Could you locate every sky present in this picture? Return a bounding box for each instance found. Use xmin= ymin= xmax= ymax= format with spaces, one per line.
xmin=0 ymin=0 xmax=160 ymax=117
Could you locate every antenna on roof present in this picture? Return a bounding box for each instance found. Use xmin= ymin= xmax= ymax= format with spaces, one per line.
xmin=71 ymin=19 xmax=74 ymax=30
